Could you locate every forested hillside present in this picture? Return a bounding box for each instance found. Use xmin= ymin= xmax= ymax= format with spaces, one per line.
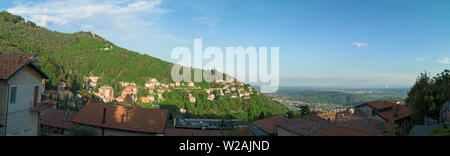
xmin=0 ymin=11 xmax=287 ymax=121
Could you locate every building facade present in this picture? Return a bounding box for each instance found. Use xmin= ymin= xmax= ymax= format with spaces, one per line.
xmin=0 ymin=53 xmax=49 ymax=136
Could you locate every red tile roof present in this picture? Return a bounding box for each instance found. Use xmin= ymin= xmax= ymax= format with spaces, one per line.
xmin=40 ymin=109 xmax=76 ymax=129
xmin=321 ymin=125 xmax=383 ymax=136
xmin=253 ymin=115 xmax=286 ymax=134
xmin=41 ymin=99 xmax=57 ymax=105
xmin=165 ymin=128 xmax=224 ymax=136
xmin=0 ymin=53 xmax=49 ymax=80
xmin=365 ymin=100 xmax=402 ymax=110
xmin=274 ymin=112 xmax=393 ymax=136
xmin=70 ymin=101 xmax=169 ymax=134
xmin=376 ymin=105 xmax=411 ymax=122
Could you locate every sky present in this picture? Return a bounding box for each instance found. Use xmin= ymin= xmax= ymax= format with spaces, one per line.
xmin=1 ymin=0 xmax=450 ymax=88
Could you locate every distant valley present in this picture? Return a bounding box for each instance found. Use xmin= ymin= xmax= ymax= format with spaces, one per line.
xmin=267 ymin=87 xmax=409 ymax=113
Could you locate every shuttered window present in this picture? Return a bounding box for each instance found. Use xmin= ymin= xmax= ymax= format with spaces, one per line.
xmin=9 ymin=87 xmax=17 ymax=104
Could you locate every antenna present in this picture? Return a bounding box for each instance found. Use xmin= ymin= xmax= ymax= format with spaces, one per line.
xmin=351 ymin=94 xmax=353 ymax=107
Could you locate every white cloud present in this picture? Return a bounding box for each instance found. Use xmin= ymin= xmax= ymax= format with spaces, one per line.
xmin=352 ymin=42 xmax=368 ymax=48
xmin=438 ymin=57 xmax=450 ymax=64
xmin=414 ymin=57 xmax=429 ymax=63
xmin=191 ymin=16 xmax=220 ymax=32
xmin=7 ymin=0 xmax=167 ymax=27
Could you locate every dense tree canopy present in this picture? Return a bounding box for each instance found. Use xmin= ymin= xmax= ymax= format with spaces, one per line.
xmin=406 ymin=70 xmax=450 ymax=124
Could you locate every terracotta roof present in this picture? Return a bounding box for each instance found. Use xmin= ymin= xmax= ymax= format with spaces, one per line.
xmin=274 ymin=113 xmax=392 ymax=136
xmin=46 ymin=90 xmax=58 ymax=94
xmin=70 ymin=101 xmax=169 ymax=134
xmin=121 ymin=86 xmax=137 ymax=93
xmin=165 ymin=128 xmax=224 ymax=136
xmin=364 ymin=100 xmax=401 ymax=110
xmin=40 ymin=109 xmax=76 ymax=129
xmin=41 ymin=99 xmax=57 ymax=105
xmin=321 ymin=125 xmax=383 ymax=136
xmin=253 ymin=115 xmax=286 ymax=134
xmin=376 ymin=105 xmax=411 ymax=122
xmin=0 ymin=53 xmax=49 ymax=80
xmin=274 ymin=115 xmax=330 ymax=136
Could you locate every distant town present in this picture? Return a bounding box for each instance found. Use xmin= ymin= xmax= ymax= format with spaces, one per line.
xmin=1 ymin=53 xmax=450 ymax=136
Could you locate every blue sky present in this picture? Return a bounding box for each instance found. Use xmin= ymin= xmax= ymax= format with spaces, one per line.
xmin=1 ymin=0 xmax=450 ymax=88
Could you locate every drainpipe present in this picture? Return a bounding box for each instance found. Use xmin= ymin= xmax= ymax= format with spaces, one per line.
xmin=4 ymin=82 xmax=10 ymax=136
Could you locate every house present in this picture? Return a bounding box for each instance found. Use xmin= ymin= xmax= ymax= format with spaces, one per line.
xmin=252 ymin=115 xmax=286 ymax=136
xmin=0 ymin=53 xmax=49 ymax=136
xmin=145 ymin=82 xmax=152 ymax=88
xmin=70 ymin=101 xmax=170 ymax=136
xmin=102 ymin=97 xmax=115 ymax=103
xmin=149 ymin=78 xmax=158 ymax=83
xmin=188 ymin=81 xmax=195 ymax=87
xmin=86 ymin=76 xmax=99 ymax=88
xmin=207 ymin=94 xmax=215 ymax=101
xmin=119 ymin=82 xmax=130 ymax=87
xmin=98 ymin=85 xmax=114 ymax=98
xmin=145 ymin=81 xmax=160 ymax=88
xmin=115 ymin=96 xmax=125 ymax=102
xmin=121 ymin=86 xmax=138 ymax=97
xmin=440 ymin=101 xmax=450 ymax=125
xmin=140 ymin=97 xmax=151 ymax=104
xmin=45 ymin=90 xmax=59 ymax=100
xmin=189 ymin=94 xmax=196 ymax=103
xmin=148 ymin=96 xmax=155 ymax=102
xmin=158 ymin=93 xmax=164 ymax=100
xmin=40 ymin=99 xmax=58 ymax=110
xmin=39 ymin=109 xmax=76 ymax=136
xmin=274 ymin=112 xmax=393 ymax=136
xmin=356 ymin=100 xmax=412 ymax=133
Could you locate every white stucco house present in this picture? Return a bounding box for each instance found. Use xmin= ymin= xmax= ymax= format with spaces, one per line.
xmin=0 ymin=53 xmax=49 ymax=136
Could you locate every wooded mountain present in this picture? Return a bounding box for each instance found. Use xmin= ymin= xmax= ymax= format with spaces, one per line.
xmin=0 ymin=11 xmax=287 ymax=121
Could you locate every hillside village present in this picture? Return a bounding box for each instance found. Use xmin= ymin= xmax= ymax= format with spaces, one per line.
xmin=2 ymin=53 xmax=450 ymax=136
xmin=1 ymin=11 xmax=450 ymax=136
xmin=88 ymin=76 xmax=258 ymax=109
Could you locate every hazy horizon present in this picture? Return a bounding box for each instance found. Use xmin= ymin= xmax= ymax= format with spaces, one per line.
xmin=2 ymin=0 xmax=449 ymax=88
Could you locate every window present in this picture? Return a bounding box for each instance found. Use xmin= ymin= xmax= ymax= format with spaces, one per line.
xmin=371 ymin=110 xmax=377 ymax=117
xmin=9 ymin=87 xmax=17 ymax=104
xmin=448 ymin=102 xmax=450 ymax=111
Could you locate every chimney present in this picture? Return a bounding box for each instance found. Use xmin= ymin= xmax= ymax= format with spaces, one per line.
xmin=335 ymin=113 xmax=338 ymax=124
xmin=394 ymin=104 xmax=400 ymax=117
xmin=102 ymin=108 xmax=107 ymax=123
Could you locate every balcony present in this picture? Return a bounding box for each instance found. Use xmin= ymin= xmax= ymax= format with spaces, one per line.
xmin=30 ymin=100 xmax=58 ymax=112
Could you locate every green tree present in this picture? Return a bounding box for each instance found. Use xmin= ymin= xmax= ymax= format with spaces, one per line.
xmin=406 ymin=70 xmax=450 ymax=124
xmin=65 ymin=126 xmax=98 ymax=136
